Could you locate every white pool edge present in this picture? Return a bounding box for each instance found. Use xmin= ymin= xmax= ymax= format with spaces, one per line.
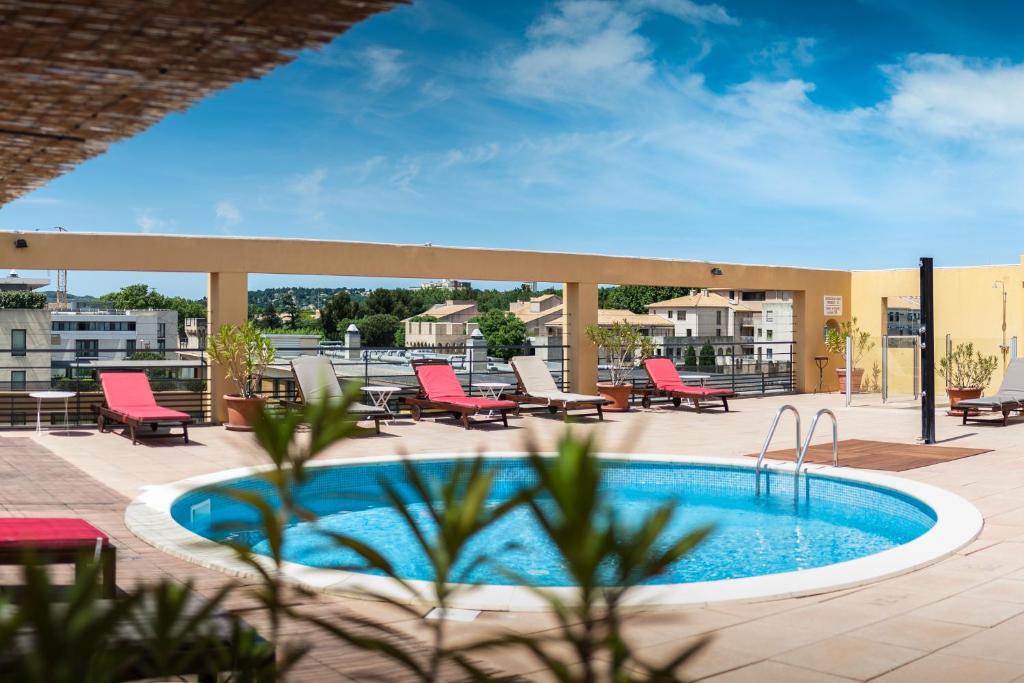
xmin=125 ymin=452 xmax=983 ymax=612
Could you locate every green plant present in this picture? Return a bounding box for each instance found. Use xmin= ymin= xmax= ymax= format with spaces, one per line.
xmin=0 ymin=291 xmax=47 ymax=309
xmin=698 ymin=342 xmax=716 ymax=370
xmin=127 ymin=351 xmax=164 ymax=361
xmin=939 ymin=342 xmax=998 ymax=389
xmin=357 ymin=313 xmax=402 ymax=347
xmin=683 ymin=345 xmax=697 ymax=369
xmin=206 ymin=322 xmax=276 ymax=399
xmin=473 ymin=309 xmax=528 ymax=360
xmin=585 ymin=322 xmax=654 ymax=385
xmin=824 ymin=318 xmax=875 ymax=367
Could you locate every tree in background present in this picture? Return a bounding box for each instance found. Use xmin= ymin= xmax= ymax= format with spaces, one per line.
xmin=320 ymin=291 xmax=362 ymax=340
xmin=599 ymin=285 xmax=693 ymax=314
xmin=278 ymin=293 xmax=301 ymax=330
xmin=684 ymin=345 xmax=698 ymax=369
xmin=474 ymin=310 xmax=528 ymax=360
xmin=255 ymin=302 xmax=282 ymax=330
xmin=364 ymin=288 xmax=417 ymax=320
xmin=358 ymin=314 xmax=401 ymax=347
xmin=99 ymin=284 xmax=205 ymax=339
xmin=699 ymin=343 xmax=717 ymax=371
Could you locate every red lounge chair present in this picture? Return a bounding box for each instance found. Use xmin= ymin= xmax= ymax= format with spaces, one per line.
xmin=404 ymin=359 xmax=517 ymax=429
xmin=634 ymin=357 xmax=734 ymax=412
xmin=0 ymin=518 xmax=116 ymax=597
xmin=95 ymin=371 xmax=192 ymax=444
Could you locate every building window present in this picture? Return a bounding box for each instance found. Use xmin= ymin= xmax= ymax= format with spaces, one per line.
xmin=11 ymin=371 xmax=25 ymax=391
xmin=716 ymin=311 xmax=722 ymax=324
xmin=767 ymin=330 xmax=774 ymax=341
xmin=666 ymin=310 xmax=673 ymax=319
xmin=158 ymin=322 xmax=167 ymax=340
xmin=716 ymin=328 xmax=721 ymax=336
xmin=766 ymin=310 xmax=774 ymax=323
xmin=686 ymin=329 xmax=692 ymax=337
xmin=126 ymin=339 xmax=136 ymax=356
xmin=767 ymin=349 xmax=774 ymax=360
xmin=75 ymin=339 xmax=99 ymax=359
xmin=11 ymin=329 xmax=26 ymax=357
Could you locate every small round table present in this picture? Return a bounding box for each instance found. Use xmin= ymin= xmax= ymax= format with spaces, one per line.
xmin=30 ymin=391 xmax=76 ymax=434
xmin=361 ymin=386 xmax=398 ymax=424
xmin=474 ymin=382 xmax=510 ymax=416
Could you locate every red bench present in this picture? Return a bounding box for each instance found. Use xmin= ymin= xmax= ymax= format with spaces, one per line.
xmin=0 ymin=518 xmax=116 ymax=597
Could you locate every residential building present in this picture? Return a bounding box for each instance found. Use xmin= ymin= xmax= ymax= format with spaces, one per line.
xmin=184 ymin=317 xmax=207 ymax=349
xmin=403 ymin=300 xmax=479 ymax=349
xmin=509 ymin=294 xmax=564 ymax=337
xmin=0 ymin=308 xmax=51 ymax=391
xmin=419 ymin=278 xmax=471 ymax=290
xmin=646 ymin=292 xmax=743 ymax=338
xmin=51 ymin=309 xmax=178 ymax=363
xmin=887 ymin=296 xmax=921 ymax=336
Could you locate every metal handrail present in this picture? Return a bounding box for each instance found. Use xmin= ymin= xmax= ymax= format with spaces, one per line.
xmin=754 ymin=404 xmax=801 ymax=495
xmin=793 ymin=408 xmax=839 ymax=500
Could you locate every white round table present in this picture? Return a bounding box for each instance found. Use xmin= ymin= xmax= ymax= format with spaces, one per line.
xmin=361 ymin=385 xmax=398 ymax=424
xmin=473 ymin=382 xmax=509 ymax=416
xmin=30 ymin=391 xmax=76 ymax=434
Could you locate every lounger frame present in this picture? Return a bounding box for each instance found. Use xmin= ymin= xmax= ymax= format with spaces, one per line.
xmin=506 ymin=362 xmax=606 ymax=421
xmin=94 ymin=405 xmax=191 ymax=445
xmin=0 ymin=540 xmax=117 ymax=598
xmin=404 ymin=359 xmax=515 ymax=430
xmin=953 ymin=403 xmax=1020 ymax=426
xmin=632 ymin=359 xmax=733 ymax=413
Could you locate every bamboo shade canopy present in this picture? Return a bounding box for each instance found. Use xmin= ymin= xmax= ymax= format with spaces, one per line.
xmin=0 ymin=0 xmax=403 ymax=205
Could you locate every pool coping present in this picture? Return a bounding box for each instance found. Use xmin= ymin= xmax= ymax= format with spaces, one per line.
xmin=125 ymin=452 xmax=983 ymax=612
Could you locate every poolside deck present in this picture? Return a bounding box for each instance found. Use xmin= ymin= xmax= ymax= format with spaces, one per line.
xmin=11 ymin=391 xmax=1024 ymax=682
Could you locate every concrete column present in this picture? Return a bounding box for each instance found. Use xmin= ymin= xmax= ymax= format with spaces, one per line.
xmin=467 ymin=328 xmax=489 ymax=375
xmin=207 ymin=272 xmax=248 ymax=423
xmin=344 ymin=324 xmax=361 ymax=359
xmin=563 ymin=282 xmax=599 ymax=393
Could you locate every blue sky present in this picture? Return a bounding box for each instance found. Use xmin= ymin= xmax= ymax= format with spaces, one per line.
xmin=4 ymin=0 xmax=1024 ymax=297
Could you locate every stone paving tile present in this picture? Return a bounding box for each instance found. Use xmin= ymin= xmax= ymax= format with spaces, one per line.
xmin=700 ymin=659 xmax=856 ymax=682
xmin=851 ymin=614 xmax=981 ymax=652
xmin=772 ymin=634 xmax=924 ymax=680
xmin=873 ymin=653 xmax=1024 ymax=683
xmin=910 ymin=595 xmax=1024 ymax=628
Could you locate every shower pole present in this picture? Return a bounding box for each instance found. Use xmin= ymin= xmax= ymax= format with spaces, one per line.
xmin=920 ymin=257 xmax=936 ymax=444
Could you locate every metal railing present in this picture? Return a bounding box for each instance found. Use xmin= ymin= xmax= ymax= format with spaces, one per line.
xmin=754 ymin=404 xmax=801 ymax=496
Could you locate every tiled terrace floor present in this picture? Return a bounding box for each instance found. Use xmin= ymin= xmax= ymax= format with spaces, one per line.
xmin=12 ymin=391 xmax=1024 ymax=682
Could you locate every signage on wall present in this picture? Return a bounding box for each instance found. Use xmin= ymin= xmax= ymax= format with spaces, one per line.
xmin=823 ymin=295 xmax=843 ymax=316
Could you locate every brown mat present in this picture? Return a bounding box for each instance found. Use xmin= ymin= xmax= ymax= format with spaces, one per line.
xmin=746 ymin=439 xmax=991 ymax=472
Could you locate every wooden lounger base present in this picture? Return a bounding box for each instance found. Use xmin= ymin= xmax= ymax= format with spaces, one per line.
xmin=508 ymin=395 xmax=605 ymax=421
xmin=0 ymin=545 xmax=116 ymax=599
xmin=404 ymin=398 xmax=513 ymax=430
xmin=956 ymin=407 xmax=1018 ymax=426
xmin=631 ymin=388 xmax=730 ymax=413
xmin=278 ymin=399 xmax=383 ymax=434
xmin=95 ymin=406 xmax=191 ymax=445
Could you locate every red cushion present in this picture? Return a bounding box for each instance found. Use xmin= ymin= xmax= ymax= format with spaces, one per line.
xmin=660 ymin=383 xmax=734 ymax=397
xmin=0 ymin=518 xmax=109 ymax=549
xmin=117 ymin=405 xmax=191 ymax=421
xmin=432 ymin=396 xmax=516 ymax=410
xmin=415 ymin=364 xmax=467 ymax=400
xmin=644 ymin=357 xmax=683 ymax=389
xmin=101 ymin=372 xmax=157 ymax=410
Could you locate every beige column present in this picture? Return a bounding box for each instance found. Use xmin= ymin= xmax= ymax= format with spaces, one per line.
xmin=563 ymin=282 xmax=599 ymax=394
xmin=207 ymin=272 xmax=249 ymax=423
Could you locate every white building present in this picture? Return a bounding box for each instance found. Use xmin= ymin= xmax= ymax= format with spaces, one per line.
xmin=51 ymin=309 xmax=178 ymax=361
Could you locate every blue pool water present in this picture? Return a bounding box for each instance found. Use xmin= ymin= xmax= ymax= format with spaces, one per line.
xmin=171 ymin=458 xmax=937 ymax=587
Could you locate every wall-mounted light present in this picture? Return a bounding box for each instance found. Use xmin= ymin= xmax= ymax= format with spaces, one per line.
xmin=13 ymin=238 xmax=27 ymax=249
xmin=710 ymin=267 xmax=723 ymax=276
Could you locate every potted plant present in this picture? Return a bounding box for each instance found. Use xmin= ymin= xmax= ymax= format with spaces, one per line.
xmin=207 ymin=322 xmax=276 ymax=430
xmin=824 ymin=318 xmax=875 ymax=393
xmin=585 ymin=322 xmax=654 ymax=411
xmin=939 ymin=342 xmax=998 ymax=408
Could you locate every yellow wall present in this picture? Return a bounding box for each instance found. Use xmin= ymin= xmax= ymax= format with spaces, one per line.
xmin=850 ymin=264 xmax=1023 ymax=393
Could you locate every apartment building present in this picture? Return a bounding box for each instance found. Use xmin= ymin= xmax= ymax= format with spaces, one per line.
xmin=509 ymin=294 xmax=564 ymax=336
xmin=51 ymin=309 xmax=178 ymax=362
xmin=403 ymin=300 xmax=479 ymax=349
xmin=886 ymin=296 xmax=920 ymax=336
xmin=646 ymin=292 xmax=741 ymax=338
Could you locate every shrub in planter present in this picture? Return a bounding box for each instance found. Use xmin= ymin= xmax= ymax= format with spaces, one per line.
xmin=585 ymin=322 xmax=654 ymax=411
xmin=824 ymin=318 xmax=875 ymax=393
xmin=939 ymin=342 xmax=998 ymax=407
xmin=207 ymin=322 xmax=276 ymax=430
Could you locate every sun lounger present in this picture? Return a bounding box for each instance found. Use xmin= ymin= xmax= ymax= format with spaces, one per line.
xmin=95 ymin=372 xmax=191 ymax=444
xmin=0 ymin=518 xmax=116 ymax=598
xmin=952 ymin=358 xmax=1024 ymax=425
xmin=404 ymin=359 xmax=516 ymax=429
xmin=282 ymin=355 xmax=387 ymax=434
xmin=633 ymin=357 xmax=734 ymax=412
xmin=509 ymin=355 xmax=608 ymax=421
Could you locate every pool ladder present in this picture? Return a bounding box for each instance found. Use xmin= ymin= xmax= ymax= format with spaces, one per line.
xmin=754 ymin=405 xmax=839 ymax=498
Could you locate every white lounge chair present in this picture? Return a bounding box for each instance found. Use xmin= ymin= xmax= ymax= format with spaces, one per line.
xmin=954 ymin=358 xmax=1024 ymax=426
xmin=284 ymin=355 xmax=387 ymax=434
xmin=509 ymin=355 xmax=609 ymax=421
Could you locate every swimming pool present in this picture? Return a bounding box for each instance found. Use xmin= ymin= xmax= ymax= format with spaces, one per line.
xmin=128 ymin=453 xmax=983 ymax=610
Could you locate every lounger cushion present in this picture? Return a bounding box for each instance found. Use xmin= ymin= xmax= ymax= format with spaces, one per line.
xmin=112 ymin=405 xmax=191 ymax=421
xmin=415 ymin=363 xmax=468 ymax=400
xmin=100 ymin=372 xmax=159 ymax=410
xmin=953 ymin=359 xmax=1024 ymax=412
xmin=644 ymin=358 xmax=735 ymax=397
xmin=432 ymin=396 xmax=517 ymax=410
xmin=290 ymin=356 xmax=386 ymax=415
xmin=0 ymin=518 xmax=108 ymax=549
xmin=511 ymin=356 xmax=606 ymax=404
xmin=954 ymin=395 xmax=1020 ymax=410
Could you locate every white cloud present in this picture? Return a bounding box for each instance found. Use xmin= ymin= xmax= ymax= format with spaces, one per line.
xmin=134 ymin=209 xmax=166 ymax=233
xmin=289 ymin=167 xmax=328 ymax=196
xmin=215 ymin=201 xmax=241 ymax=229
xmin=362 ymin=47 xmax=406 ymax=90
xmin=503 ymin=0 xmax=736 ymax=101
xmin=883 ymin=54 xmax=1024 ymax=137
xmin=442 ymin=143 xmax=501 ymax=168
xmin=753 ymin=37 xmax=816 ymax=76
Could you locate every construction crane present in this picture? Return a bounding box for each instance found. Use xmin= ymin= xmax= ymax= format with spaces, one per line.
xmin=44 ymin=226 xmax=69 ymax=310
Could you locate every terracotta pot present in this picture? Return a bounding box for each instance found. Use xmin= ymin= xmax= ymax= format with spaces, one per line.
xmin=223 ymin=395 xmax=267 ymax=431
xmin=835 ymin=368 xmax=865 ymax=394
xmin=597 ymin=383 xmax=632 ymax=412
xmin=947 ymin=386 xmax=982 ymax=408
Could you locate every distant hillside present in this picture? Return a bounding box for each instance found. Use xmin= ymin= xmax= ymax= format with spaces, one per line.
xmin=248 ymin=287 xmax=369 ymax=308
